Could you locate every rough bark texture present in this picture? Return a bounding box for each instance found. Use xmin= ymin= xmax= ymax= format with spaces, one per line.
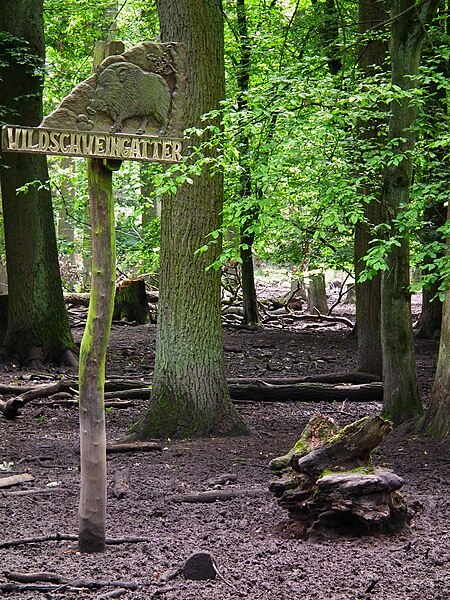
xmin=380 ymin=0 xmax=439 ymax=425
xmin=0 ymin=0 xmax=75 ymax=365
xmin=354 ymin=0 xmax=387 ymax=377
xmin=78 ymin=157 xmax=116 ymax=553
xmin=130 ymin=0 xmax=247 ymax=438
xmin=423 ymin=199 xmax=450 ymax=439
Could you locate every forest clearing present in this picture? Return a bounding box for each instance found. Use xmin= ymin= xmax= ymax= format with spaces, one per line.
xmin=0 ymin=296 xmax=448 ymax=599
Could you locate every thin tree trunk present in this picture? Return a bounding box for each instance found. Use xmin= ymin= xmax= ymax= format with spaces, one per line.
xmin=236 ymin=0 xmax=259 ymax=328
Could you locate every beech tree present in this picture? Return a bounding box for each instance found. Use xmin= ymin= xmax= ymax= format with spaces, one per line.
xmin=130 ymin=0 xmax=247 ymax=439
xmin=0 ymin=0 xmax=76 ymax=366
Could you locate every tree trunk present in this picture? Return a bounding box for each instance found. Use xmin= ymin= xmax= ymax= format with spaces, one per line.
xmin=0 ymin=0 xmax=76 ymax=366
xmin=423 ymin=195 xmax=450 ymax=439
xmin=130 ymin=0 xmax=247 ymax=439
xmin=415 ymin=282 xmax=442 ymax=339
xmin=78 ymin=39 xmax=121 ymax=554
xmin=380 ymin=0 xmax=439 ymax=425
xmin=237 ymin=0 xmax=259 ymax=328
xmin=354 ymin=0 xmax=387 ymax=377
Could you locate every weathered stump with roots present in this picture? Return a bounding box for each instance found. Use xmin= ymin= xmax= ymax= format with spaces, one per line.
xmin=269 ymin=414 xmax=409 ymax=538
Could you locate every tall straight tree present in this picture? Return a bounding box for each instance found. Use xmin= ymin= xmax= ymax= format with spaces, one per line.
xmin=130 ymin=0 xmax=247 ymax=438
xmin=354 ymin=0 xmax=387 ymax=377
xmin=236 ymin=0 xmax=260 ymax=328
xmin=0 ymin=0 xmax=76 ymax=367
xmin=380 ymin=0 xmax=439 ymax=425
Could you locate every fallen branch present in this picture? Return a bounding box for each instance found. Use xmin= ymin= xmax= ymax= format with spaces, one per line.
xmin=0 ymin=533 xmax=149 ymax=550
xmin=106 ymin=441 xmax=161 ymax=454
xmin=0 ymin=379 xmax=76 ymax=419
xmin=170 ymin=488 xmax=270 ymax=503
xmin=0 ymin=474 xmax=34 ymax=489
xmin=229 ymin=381 xmax=383 ymax=403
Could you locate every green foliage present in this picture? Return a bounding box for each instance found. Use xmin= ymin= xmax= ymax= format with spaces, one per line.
xmin=13 ymin=0 xmax=449 ymax=290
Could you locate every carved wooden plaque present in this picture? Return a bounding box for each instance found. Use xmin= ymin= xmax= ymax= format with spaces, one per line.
xmin=1 ymin=42 xmax=185 ymax=163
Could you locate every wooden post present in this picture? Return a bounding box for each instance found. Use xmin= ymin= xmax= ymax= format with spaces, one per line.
xmin=78 ymin=40 xmax=124 ymax=553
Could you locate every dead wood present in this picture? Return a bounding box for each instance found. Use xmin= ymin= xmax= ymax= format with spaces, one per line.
xmin=106 ymin=441 xmax=161 ymax=454
xmin=104 ymin=388 xmax=152 ymax=400
xmin=170 ymin=488 xmax=270 ymax=503
xmin=227 ymin=372 xmax=381 ymax=385
xmin=270 ymin=415 xmax=408 ymax=538
xmin=4 ymin=571 xmax=64 ymax=583
xmin=3 ymin=488 xmax=61 ymax=497
xmin=292 ymin=416 xmax=393 ymax=476
xmin=0 ymin=379 xmax=76 ymax=419
xmin=229 ymin=381 xmax=383 ymax=403
xmin=0 ymin=533 xmax=149 ymax=550
xmin=0 ymin=473 xmax=34 ymax=488
xmin=113 ymin=279 xmax=149 ymax=324
xmin=0 ymin=580 xmax=137 ymax=593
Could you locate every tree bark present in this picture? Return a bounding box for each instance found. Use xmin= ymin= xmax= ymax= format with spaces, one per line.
xmin=236 ymin=0 xmax=260 ymax=328
xmin=380 ymin=0 xmax=439 ymax=425
xmin=0 ymin=0 xmax=76 ymax=366
xmin=423 ymin=195 xmax=450 ymax=439
xmin=130 ymin=0 xmax=247 ymax=438
xmin=78 ymin=39 xmax=121 ymax=554
xmin=354 ymin=0 xmax=387 ymax=377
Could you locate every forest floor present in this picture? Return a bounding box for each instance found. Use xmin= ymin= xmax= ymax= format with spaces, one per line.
xmin=0 ymin=293 xmax=449 ymax=600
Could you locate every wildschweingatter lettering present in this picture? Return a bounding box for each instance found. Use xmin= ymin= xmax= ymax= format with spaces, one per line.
xmin=2 ymin=126 xmax=182 ymax=163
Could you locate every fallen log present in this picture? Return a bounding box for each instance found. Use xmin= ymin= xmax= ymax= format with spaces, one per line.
xmin=170 ymin=488 xmax=270 ymax=503
xmin=0 ymin=379 xmax=76 ymax=419
xmin=227 ymin=372 xmax=381 ymax=385
xmin=229 ymin=381 xmax=383 ymax=403
xmin=0 ymin=375 xmax=383 ymax=421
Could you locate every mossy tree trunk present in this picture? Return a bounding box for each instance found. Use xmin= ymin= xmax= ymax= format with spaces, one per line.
xmin=354 ymin=0 xmax=387 ymax=377
xmin=0 ymin=0 xmax=76 ymax=366
xmin=380 ymin=0 xmax=439 ymax=425
xmin=130 ymin=0 xmax=247 ymax=439
xmin=422 ymin=198 xmax=450 ymax=439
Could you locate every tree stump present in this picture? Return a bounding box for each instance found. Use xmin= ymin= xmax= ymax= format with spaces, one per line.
xmin=307 ymin=272 xmax=328 ymax=314
xmin=269 ymin=414 xmax=409 ymax=538
xmin=113 ymin=279 xmax=149 ymax=324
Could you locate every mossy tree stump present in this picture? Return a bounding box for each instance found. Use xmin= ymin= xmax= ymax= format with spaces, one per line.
xmin=113 ymin=278 xmax=149 ymax=324
xmin=270 ymin=414 xmax=409 ymax=538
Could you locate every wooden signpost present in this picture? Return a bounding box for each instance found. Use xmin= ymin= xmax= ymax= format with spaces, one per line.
xmin=2 ymin=40 xmax=185 ymax=553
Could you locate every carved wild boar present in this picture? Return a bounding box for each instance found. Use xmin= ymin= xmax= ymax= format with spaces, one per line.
xmin=86 ymin=62 xmax=172 ymax=135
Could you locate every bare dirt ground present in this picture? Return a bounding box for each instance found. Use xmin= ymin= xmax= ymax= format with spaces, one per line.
xmin=0 ymin=302 xmax=449 ymax=599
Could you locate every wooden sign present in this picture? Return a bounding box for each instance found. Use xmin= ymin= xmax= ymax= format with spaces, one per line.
xmin=1 ymin=42 xmax=185 ymax=163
